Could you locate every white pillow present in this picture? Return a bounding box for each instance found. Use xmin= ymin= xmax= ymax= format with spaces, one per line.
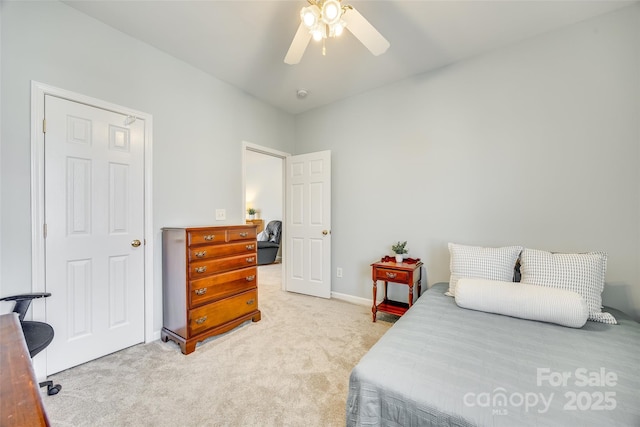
xmin=455 ymin=278 xmax=589 ymax=328
xmin=519 ymin=248 xmax=616 ymax=324
xmin=447 ymin=243 xmax=522 ymax=297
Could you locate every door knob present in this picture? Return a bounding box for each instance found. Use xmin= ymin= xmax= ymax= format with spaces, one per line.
xmin=131 ymin=239 xmax=142 ymax=247
xmin=322 ymin=230 xmax=330 ymax=236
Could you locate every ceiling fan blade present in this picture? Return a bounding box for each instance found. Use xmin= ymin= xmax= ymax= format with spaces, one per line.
xmin=284 ymin=22 xmax=312 ymax=65
xmin=343 ymin=7 xmax=390 ymax=56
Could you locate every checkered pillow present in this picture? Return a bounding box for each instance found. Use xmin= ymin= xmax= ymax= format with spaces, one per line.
xmin=519 ymin=248 xmax=616 ymax=324
xmin=447 ymin=243 xmax=522 ymax=297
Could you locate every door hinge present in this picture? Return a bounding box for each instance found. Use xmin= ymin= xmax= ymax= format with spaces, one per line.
xmin=43 ymin=119 xmax=46 ymax=134
xmin=43 ymin=223 xmax=47 ymax=238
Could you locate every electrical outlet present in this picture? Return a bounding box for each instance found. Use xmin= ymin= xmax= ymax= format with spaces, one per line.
xmin=215 ymin=209 xmax=226 ymax=220
xmin=336 ymin=267 xmax=343 ymax=278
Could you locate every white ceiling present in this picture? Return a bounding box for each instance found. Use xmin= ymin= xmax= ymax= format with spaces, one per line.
xmin=64 ymin=0 xmax=634 ymax=115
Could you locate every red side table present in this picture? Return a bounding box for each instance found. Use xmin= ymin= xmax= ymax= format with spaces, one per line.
xmin=371 ymin=256 xmax=423 ymax=322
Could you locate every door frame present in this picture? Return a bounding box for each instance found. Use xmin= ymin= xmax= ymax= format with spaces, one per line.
xmin=30 ymin=81 xmax=154 ymax=378
xmin=241 ymin=141 xmax=288 ymax=291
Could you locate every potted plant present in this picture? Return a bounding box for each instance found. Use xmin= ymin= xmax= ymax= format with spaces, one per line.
xmin=392 ymin=241 xmax=408 ymax=263
xmin=247 ymin=208 xmax=256 ymax=219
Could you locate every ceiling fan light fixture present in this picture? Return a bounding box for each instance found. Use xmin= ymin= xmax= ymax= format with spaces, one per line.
xmin=301 ymin=5 xmax=320 ymax=29
xmin=312 ymin=27 xmax=325 ymax=41
xmin=330 ymin=20 xmax=345 ymax=37
xmin=322 ymin=0 xmax=342 ymax=25
xmin=285 ymin=0 xmax=389 ymax=65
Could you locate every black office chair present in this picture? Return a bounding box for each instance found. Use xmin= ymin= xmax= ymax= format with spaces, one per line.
xmin=0 ymin=293 xmax=61 ymax=395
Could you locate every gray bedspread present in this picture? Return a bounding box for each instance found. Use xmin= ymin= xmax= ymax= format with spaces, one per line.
xmin=347 ymin=283 xmax=640 ymax=426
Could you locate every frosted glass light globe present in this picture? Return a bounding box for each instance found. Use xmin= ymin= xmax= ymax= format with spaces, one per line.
xmin=322 ymin=0 xmax=341 ymax=25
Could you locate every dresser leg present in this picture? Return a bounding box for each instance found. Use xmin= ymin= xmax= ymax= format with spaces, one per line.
xmin=161 ymin=328 xmax=192 ymax=354
xmin=183 ymin=341 xmax=195 ymax=355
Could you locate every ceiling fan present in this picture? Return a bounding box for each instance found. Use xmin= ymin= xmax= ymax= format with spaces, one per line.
xmin=284 ymin=0 xmax=390 ymax=65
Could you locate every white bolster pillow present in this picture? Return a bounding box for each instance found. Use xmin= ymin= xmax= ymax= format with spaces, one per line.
xmin=455 ymin=278 xmax=589 ymax=328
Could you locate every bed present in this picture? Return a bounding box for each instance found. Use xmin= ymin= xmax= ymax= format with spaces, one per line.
xmin=346 ymin=282 xmax=640 ymax=426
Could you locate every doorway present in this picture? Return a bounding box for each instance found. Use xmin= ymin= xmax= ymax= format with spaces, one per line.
xmin=30 ymin=82 xmax=154 ymax=379
xmin=242 ymin=143 xmax=332 ymax=298
xmin=242 ymin=142 xmax=287 ymax=289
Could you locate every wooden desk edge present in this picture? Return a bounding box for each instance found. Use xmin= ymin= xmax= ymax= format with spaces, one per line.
xmin=0 ymin=313 xmax=50 ymax=427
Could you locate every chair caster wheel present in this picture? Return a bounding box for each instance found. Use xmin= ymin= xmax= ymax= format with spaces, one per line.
xmin=40 ymin=380 xmax=61 ymax=396
xmin=47 ymin=384 xmax=62 ymax=395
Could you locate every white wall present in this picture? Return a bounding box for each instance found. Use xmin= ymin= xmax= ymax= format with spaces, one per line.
xmin=2 ymin=1 xmax=639 ymax=329
xmin=0 ymin=1 xmax=295 ymax=331
xmin=295 ymin=5 xmax=640 ymax=319
xmin=245 ymin=150 xmax=283 ymax=226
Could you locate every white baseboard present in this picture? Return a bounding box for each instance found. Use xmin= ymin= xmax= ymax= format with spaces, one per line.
xmin=331 ymin=292 xmax=374 ymax=306
xmin=149 ymin=330 xmax=162 ymax=343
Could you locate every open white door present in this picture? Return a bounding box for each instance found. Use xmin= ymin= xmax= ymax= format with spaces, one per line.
xmin=284 ymin=151 xmax=331 ymax=298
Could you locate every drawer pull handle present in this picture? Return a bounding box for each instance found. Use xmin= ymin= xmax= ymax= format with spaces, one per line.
xmin=246 ymin=257 xmax=255 ymax=263
xmin=195 ymin=288 xmax=207 ymax=296
xmin=195 ymin=266 xmax=207 ymax=273
xmin=246 ymin=275 xmax=256 ymax=282
xmin=246 ymin=299 xmax=255 ymax=305
xmin=239 ymin=232 xmax=249 ymax=237
xmin=203 ymin=234 xmax=215 ymax=241
xmin=386 ymin=272 xmax=397 ymax=279
xmin=246 ymin=244 xmax=255 ymax=250
xmin=195 ymin=316 xmax=207 ymax=324
xmin=195 ymin=251 xmax=207 ymax=258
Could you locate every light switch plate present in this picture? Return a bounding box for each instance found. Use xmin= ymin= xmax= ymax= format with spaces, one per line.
xmin=215 ymin=209 xmax=226 ymax=220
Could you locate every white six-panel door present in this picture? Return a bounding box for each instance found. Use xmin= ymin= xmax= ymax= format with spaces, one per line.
xmin=44 ymin=95 xmax=145 ymax=374
xmin=285 ymin=151 xmax=331 ymax=298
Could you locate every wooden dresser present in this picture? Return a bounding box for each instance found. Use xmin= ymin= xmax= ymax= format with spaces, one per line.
xmin=161 ymin=225 xmax=261 ymax=354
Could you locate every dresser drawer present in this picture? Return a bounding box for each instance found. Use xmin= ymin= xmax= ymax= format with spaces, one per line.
xmin=189 ymin=253 xmax=257 ymax=278
xmin=189 ymin=289 xmax=258 ymax=336
xmin=228 ymin=227 xmax=256 ymax=241
xmin=188 ymin=229 xmax=226 ymax=246
xmin=189 ymin=267 xmax=257 ymax=307
xmin=374 ymin=268 xmax=409 ymax=283
xmin=188 ymin=241 xmax=256 ymax=262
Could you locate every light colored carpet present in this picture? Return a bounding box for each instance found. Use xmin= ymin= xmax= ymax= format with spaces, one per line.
xmin=43 ymin=264 xmax=396 ymax=426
